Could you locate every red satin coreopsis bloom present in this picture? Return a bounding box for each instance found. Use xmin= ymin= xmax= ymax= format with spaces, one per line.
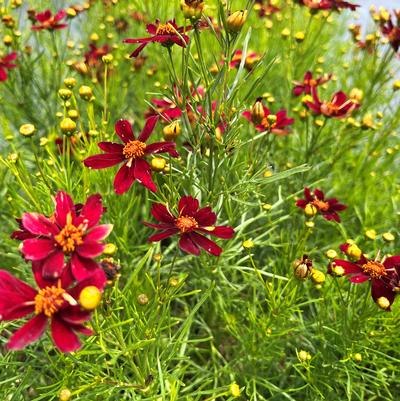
xmin=296 ymin=188 xmax=347 ymax=222
xmin=144 ymin=196 xmax=235 ymax=256
xmin=19 ymin=192 xmax=112 ymax=281
xmin=0 ymin=266 xmax=106 ymax=352
xmin=380 ymin=12 xmax=400 ymax=52
xmin=305 ymin=87 xmax=360 ymax=118
xmin=31 ymin=9 xmax=68 ymax=31
xmin=84 ymin=43 xmax=111 ymax=68
xmin=123 ymin=19 xmax=190 ymax=58
xmin=296 ymin=0 xmax=359 ymax=11
xmin=83 ymin=117 xmax=179 ymax=194
xmin=292 ymin=71 xmax=332 ymax=96
xmin=243 ymin=102 xmax=295 ymax=135
xmin=229 ymin=50 xmax=261 ymax=71
xmin=0 ymin=52 xmax=17 ymax=82
xmin=330 ymin=249 xmax=400 ymax=310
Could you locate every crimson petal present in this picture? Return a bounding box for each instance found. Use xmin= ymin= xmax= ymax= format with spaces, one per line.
xmin=51 ymin=317 xmax=81 ymax=353
xmin=84 ymin=153 xmax=125 ymax=169
xmin=138 ymin=115 xmax=158 ymax=142
xmin=7 ymin=315 xmax=48 ymax=350
xmin=134 ymin=158 xmax=157 ymax=192
xmin=114 ymin=163 xmax=135 ymax=194
xmin=115 ymin=119 xmax=134 ymax=143
xmin=190 ymin=232 xmax=222 ymax=256
xmin=178 ymin=234 xmax=200 ymax=256
xmin=21 ymin=238 xmax=55 ymax=260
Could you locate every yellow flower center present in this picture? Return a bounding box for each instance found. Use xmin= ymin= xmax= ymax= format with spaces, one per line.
xmin=362 ymin=261 xmax=387 ymax=279
xmin=156 ymin=23 xmax=177 ymax=36
xmin=312 ymin=199 xmax=330 ymax=212
xmin=123 ymin=140 xmax=146 ymax=159
xmin=34 ymin=283 xmax=66 ymax=317
xmin=175 ymin=216 xmax=199 ymax=233
xmin=54 ymin=213 xmax=85 ymax=253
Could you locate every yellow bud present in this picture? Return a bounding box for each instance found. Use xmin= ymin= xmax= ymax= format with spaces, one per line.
xmin=181 ymin=0 xmax=204 ymax=19
xmin=263 ymin=203 xmax=272 ymax=211
xmin=349 ymin=88 xmax=363 ymax=102
xmin=59 ymin=88 xmax=72 ymax=100
xmin=304 ymin=203 xmax=317 ymax=217
xmin=311 ymin=269 xmax=325 ymax=284
xmin=347 ymin=243 xmax=362 ymax=260
xmin=79 ymin=286 xmax=102 ymax=310
xmin=19 ymin=123 xmax=35 ymax=137
xmin=102 ymin=54 xmax=113 ymax=64
xmin=163 ymin=120 xmax=181 ymax=141
xmin=3 ymin=35 xmax=13 ymax=46
xmin=68 ymin=109 xmax=79 ymax=120
xmin=137 ymin=293 xmax=149 ymax=305
xmin=151 ymin=157 xmax=167 ymax=172
xmin=227 ymin=10 xmax=248 ymax=33
xmin=64 ymin=77 xmax=76 ymax=89
xmin=103 ymin=243 xmax=117 ymax=256
xmin=298 ymin=350 xmax=311 ymax=362
xmin=353 ymin=353 xmax=362 ymax=362
xmin=90 ymin=32 xmax=99 ymax=42
xmin=230 ymin=383 xmax=241 ymax=397
xmin=66 ymin=8 xmax=77 ymax=17
xmin=267 ymin=114 xmax=277 ymax=124
xmin=383 ymin=232 xmax=395 ymax=242
xmin=242 ymin=239 xmax=254 ymax=249
xmin=79 ymin=85 xmax=93 ymax=101
xmin=281 ymin=28 xmax=290 ymax=38
xmin=250 ymin=100 xmax=265 ymax=124
xmin=377 ymin=296 xmax=390 ymax=310
xmin=60 ymin=118 xmax=76 ymax=135
xmin=331 ymin=264 xmax=345 ymax=276
xmin=295 ymin=31 xmax=305 ymax=42
xmin=59 ymin=388 xmax=72 ymax=401
xmin=326 ymin=249 xmax=338 ymax=259
xmin=264 ymin=170 xmax=273 ymax=178
xmin=393 ymin=80 xmax=400 ymax=91
xmin=305 ymin=220 xmax=315 ymax=228
xmin=365 ymin=229 xmax=377 ymax=240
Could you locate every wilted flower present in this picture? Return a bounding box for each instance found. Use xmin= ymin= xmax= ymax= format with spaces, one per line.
xmin=144 ymin=196 xmax=235 ymax=256
xmin=0 ymin=52 xmax=17 ymax=82
xmin=123 ymin=19 xmax=191 ymax=58
xmin=31 ymin=9 xmax=68 ymax=31
xmin=296 ymin=188 xmax=347 ymax=222
xmin=84 ymin=117 xmax=179 ymax=194
xmin=380 ymin=11 xmax=400 ymax=52
xmin=0 ymin=267 xmax=106 ymax=352
xmin=293 ymin=255 xmax=313 ymax=280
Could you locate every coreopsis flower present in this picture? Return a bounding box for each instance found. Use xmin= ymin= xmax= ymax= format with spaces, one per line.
xmin=255 ymin=0 xmax=280 ymax=18
xmin=330 ymin=253 xmax=400 ymax=310
xmin=19 ymin=192 xmax=112 ymax=280
xmin=84 ymin=43 xmax=111 ymax=68
xmin=123 ymin=19 xmax=190 ymax=58
xmin=305 ymin=87 xmax=360 ymax=118
xmin=83 ymin=117 xmax=179 ymax=194
xmin=144 ymin=196 xmax=235 ymax=256
xmin=292 ymin=71 xmax=331 ymax=96
xmin=229 ymin=50 xmax=261 ymax=71
xmin=296 ymin=187 xmax=347 ymax=222
xmin=0 ymin=266 xmax=106 ymax=352
xmin=243 ymin=100 xmax=295 ymax=135
xmin=31 ymin=9 xmax=68 ymax=31
xmin=380 ymin=12 xmax=400 ymax=52
xmin=296 ymin=0 xmax=359 ymax=11
xmin=0 ymin=52 xmax=17 ymax=82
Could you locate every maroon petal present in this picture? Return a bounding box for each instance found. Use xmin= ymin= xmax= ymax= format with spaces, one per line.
xmin=76 ymin=241 xmax=106 ymax=258
xmin=1 ymin=303 xmax=35 ymax=321
xmin=145 ymin=141 xmax=179 ymax=157
xmin=7 ymin=314 xmax=48 ymax=350
xmin=190 ymin=232 xmax=223 ymax=256
xmin=134 ymin=158 xmax=157 ymax=192
xmin=71 ymin=254 xmax=99 ymax=281
xmin=21 ymin=238 xmax=55 ymax=260
xmin=384 ymin=256 xmax=400 ymax=269
xmin=59 ymin=306 xmax=91 ymax=325
xmin=143 ymin=221 xmax=174 ymax=230
xmin=178 ymin=196 xmax=199 ymax=216
xmin=0 ymin=67 xmax=7 ymax=81
xmin=114 ymin=163 xmax=135 ymax=194
xmin=150 ymin=203 xmax=176 ymax=223
xmin=51 ymin=316 xmax=81 ymax=353
xmin=296 ymin=200 xmax=307 ymax=208
xmin=138 ymin=115 xmax=158 ymax=142
xmin=178 ymin=234 xmax=200 ymax=256
xmin=78 ymin=194 xmax=104 ymax=228
xmin=0 ymin=269 xmax=37 ymax=299
xmin=322 ymin=212 xmax=340 ymax=222
xmin=21 ymin=213 xmax=57 ymax=236
xmin=129 ymin=42 xmax=148 ymax=58
xmin=54 ymin=191 xmax=75 ymax=227
xmin=84 ymin=224 xmax=113 ymax=242
xmin=148 ymin=229 xmax=178 ymax=242
xmin=194 ymin=207 xmax=217 ymax=226
xmin=348 ymin=274 xmax=369 ymax=283
xmin=115 ymin=119 xmax=134 ymax=143
xmin=41 ymin=250 xmax=65 ymax=279
xmin=71 ymin=324 xmax=93 ymax=336
xmin=68 ymin=269 xmax=107 ymax=299
xmin=371 ymin=279 xmax=395 ymax=308
xmin=199 ymin=226 xmax=235 ymax=239
xmin=333 ymin=259 xmax=363 ymax=275
xmin=97 ymin=142 xmax=124 ymax=154
xmin=84 ymin=153 xmax=125 ymax=169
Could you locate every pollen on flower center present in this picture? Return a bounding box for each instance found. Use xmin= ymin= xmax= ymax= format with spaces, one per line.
xmin=175 ymin=215 xmax=199 ymax=233
xmin=320 ymin=102 xmax=339 ymax=116
xmin=362 ymin=261 xmax=387 ymax=279
xmin=156 ymin=23 xmax=177 ymax=36
xmin=34 ymin=284 xmax=66 ymax=317
xmin=312 ymin=199 xmax=330 ymax=212
xmin=123 ymin=140 xmax=146 ymax=159
xmin=55 ymin=221 xmax=84 ymax=253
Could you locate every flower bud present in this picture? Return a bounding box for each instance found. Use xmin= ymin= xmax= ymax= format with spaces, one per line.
xmin=102 ymin=54 xmax=113 ymax=64
xmin=347 ymin=243 xmax=362 ymax=260
xmin=19 ymin=123 xmax=35 ymax=137
xmin=311 ymin=269 xmax=325 ymax=284
xmin=60 ymin=118 xmax=76 ymax=136
xmin=250 ymin=99 xmax=265 ymax=124
xmin=163 ymin=120 xmax=181 ymax=141
xmin=103 ymin=243 xmax=117 ymax=256
xmin=59 ymin=89 xmax=72 ymax=100
xmin=383 ymin=232 xmax=395 ymax=242
xmin=3 ymin=35 xmax=13 ymax=46
xmin=230 ymin=383 xmax=241 ymax=397
xmin=349 ymin=88 xmax=363 ymax=102
xmin=331 ymin=264 xmax=345 ymax=276
xmin=377 ymin=296 xmax=390 ymax=310
xmin=293 ymin=256 xmax=312 ymax=281
xmin=137 ymin=293 xmax=149 ymax=305
xmin=393 ymin=80 xmax=400 ymax=91
xmin=79 ymin=286 xmax=102 ymax=310
xmin=365 ymin=229 xmax=377 ymax=240
xmin=242 ymin=239 xmax=254 ymax=249
xmin=64 ymin=77 xmax=77 ymax=88
xmin=298 ymin=350 xmax=311 ymax=362
xmin=181 ymin=0 xmax=204 ymax=20
xmin=295 ymin=31 xmax=305 ymax=42
xmin=326 ymin=249 xmax=337 ymax=259
xmin=353 ymin=353 xmax=362 ymax=362
xmin=304 ymin=203 xmax=317 ymax=217
xmin=79 ymin=85 xmax=93 ymax=101
xmin=59 ymin=388 xmax=72 ymax=401
xmin=227 ymin=10 xmax=248 ymax=33
xmin=151 ymin=157 xmax=167 ymax=172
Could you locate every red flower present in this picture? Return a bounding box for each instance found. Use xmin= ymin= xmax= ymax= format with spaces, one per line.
xmin=296 ymin=0 xmax=359 ymax=11
xmin=31 ymin=9 xmax=68 ymax=31
xmin=0 ymin=266 xmax=106 ymax=352
xmin=123 ymin=19 xmax=190 ymax=58
xmin=229 ymin=50 xmax=261 ymax=71
xmin=84 ymin=43 xmax=111 ymax=67
xmin=305 ymin=87 xmax=360 ymax=118
xmin=243 ymin=102 xmax=294 ymax=135
xmin=330 ymin=252 xmax=400 ymax=310
xmin=380 ymin=12 xmax=400 ymax=52
xmin=292 ymin=71 xmax=332 ymax=96
xmin=19 ymin=192 xmax=112 ymax=281
xmin=83 ymin=117 xmax=179 ymax=194
xmin=144 ymin=196 xmax=235 ymax=256
xmin=255 ymin=0 xmax=281 ymax=17
xmin=296 ymin=188 xmax=347 ymax=222
xmin=0 ymin=52 xmax=17 ymax=82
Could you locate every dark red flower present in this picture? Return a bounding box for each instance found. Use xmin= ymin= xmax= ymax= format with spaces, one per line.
xmin=19 ymin=192 xmax=112 ymax=281
xmin=84 ymin=43 xmax=111 ymax=67
xmin=330 ymin=253 xmax=400 ymax=310
xmin=255 ymin=0 xmax=281 ymax=17
xmin=31 ymin=9 xmax=68 ymax=31
xmin=229 ymin=50 xmax=261 ymax=71
xmin=0 ymin=266 xmax=106 ymax=352
xmin=380 ymin=12 xmax=400 ymax=52
xmin=0 ymin=52 xmax=17 ymax=82
xmin=305 ymin=86 xmax=360 ymax=118
xmin=292 ymin=71 xmax=332 ymax=96
xmin=243 ymin=102 xmax=294 ymax=135
xmin=83 ymin=117 xmax=179 ymax=194
xmin=123 ymin=19 xmax=190 ymax=58
xmin=296 ymin=0 xmax=359 ymax=11
xmin=144 ymin=196 xmax=235 ymax=256
xmin=296 ymin=188 xmax=347 ymax=222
